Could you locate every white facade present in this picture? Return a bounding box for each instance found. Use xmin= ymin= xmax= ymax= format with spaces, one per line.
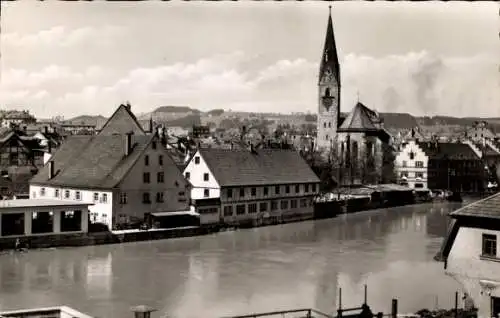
xmin=183 ymin=150 xmax=221 ymax=200
xmin=29 ymin=185 xmax=113 ymax=226
xmin=395 ymin=140 xmax=428 ymax=189
xmin=446 ymin=226 xmax=500 ymax=318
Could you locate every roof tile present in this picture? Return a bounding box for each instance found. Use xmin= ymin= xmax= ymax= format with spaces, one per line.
xmin=450 ymin=192 xmax=500 ymax=219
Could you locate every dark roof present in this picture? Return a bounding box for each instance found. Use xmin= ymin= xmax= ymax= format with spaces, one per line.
xmin=417 ymin=142 xmax=481 ymax=160
xmin=198 ymin=148 xmax=320 ymax=187
xmin=98 ymin=104 xmax=146 ymax=136
xmin=337 ymin=102 xmax=381 ymax=132
xmin=450 ymin=192 xmax=500 ymax=219
xmin=30 ymin=134 xmax=154 ymax=189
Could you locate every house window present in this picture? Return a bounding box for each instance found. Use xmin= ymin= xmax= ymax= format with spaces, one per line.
xmin=280 ymin=200 xmax=289 ymax=210
xmin=323 ymin=123 xmax=327 ymax=128
xmin=54 ymin=189 xmax=59 ymax=198
xmin=275 ymin=186 xmax=280 ymax=195
xmin=223 ymin=206 xmax=233 ymax=216
xmin=102 ymin=193 xmax=108 ymax=203
xmin=248 ymin=203 xmax=257 ymax=213
xmin=203 ymin=173 xmax=209 ymax=181
xmin=402 ymin=161 xmax=407 ymax=168
xmin=185 ymin=172 xmax=190 ymax=180
xmin=416 ymin=172 xmax=424 ymax=178
xmin=285 ymin=185 xmax=290 ymax=194
xmin=65 ymin=190 xmax=70 ymax=199
xmin=227 ymin=188 xmax=233 ymax=198
xmin=236 ymin=204 xmax=246 ymax=215
xmin=291 ymin=199 xmax=298 ymax=209
xmin=312 ymin=184 xmax=317 ymax=192
xmin=157 ymin=172 xmax=164 ymax=183
xmin=142 ymin=192 xmax=151 ymax=204
xmin=409 ymin=152 xmax=415 ymax=160
xmin=204 ymin=189 xmax=209 ymax=197
xmin=152 ymin=141 xmax=157 ymax=150
xmin=305 ymin=184 xmax=310 ymax=193
xmin=194 ymin=156 xmax=200 ymax=164
xmin=40 ymin=188 xmax=46 ymax=196
xmin=415 ymin=161 xmax=424 ymax=168
xmin=271 ymin=200 xmax=278 ymax=211
xmin=145 ymin=155 xmax=149 ymax=166
xmin=158 ymin=155 xmax=163 ymax=166
xmin=300 ymin=199 xmax=308 ymax=208
xmin=156 ymin=192 xmax=164 ymax=203
xmin=263 ymin=187 xmax=269 ymax=196
xmin=251 ymin=187 xmax=256 ymax=196
xmin=120 ymin=192 xmax=127 ymax=204
xmin=93 ymin=192 xmax=99 ymax=201
xmin=239 ymin=188 xmax=245 ymax=197
xmin=482 ymin=234 xmax=497 ymax=257
xmin=259 ymin=202 xmax=268 ymax=212
xmin=75 ymin=191 xmax=81 ymax=200
xmin=295 ymin=185 xmax=300 ymax=193
xmin=143 ymin=172 xmax=150 ymax=183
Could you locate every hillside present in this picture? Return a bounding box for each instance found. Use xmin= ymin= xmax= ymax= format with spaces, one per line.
xmin=64 ymin=107 xmax=500 ymax=134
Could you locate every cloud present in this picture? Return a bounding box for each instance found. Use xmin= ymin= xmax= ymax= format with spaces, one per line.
xmin=3 ymin=25 xmax=125 ymax=48
xmin=0 ymin=51 xmax=498 ymax=119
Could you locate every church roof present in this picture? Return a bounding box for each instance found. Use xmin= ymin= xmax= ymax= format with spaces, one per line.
xmin=319 ymin=7 xmax=340 ymax=84
xmin=337 ymin=102 xmax=380 ymax=132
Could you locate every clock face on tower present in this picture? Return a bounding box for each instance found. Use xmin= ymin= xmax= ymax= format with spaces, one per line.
xmin=323 ymin=69 xmax=334 ymax=82
xmin=322 ymin=90 xmax=335 ymax=110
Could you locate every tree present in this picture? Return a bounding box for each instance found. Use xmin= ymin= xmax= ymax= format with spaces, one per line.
xmin=381 ymin=142 xmax=397 ymax=184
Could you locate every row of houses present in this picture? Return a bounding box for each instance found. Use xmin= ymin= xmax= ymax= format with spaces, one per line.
xmin=395 ymin=128 xmax=500 ymax=193
xmin=5 ymin=104 xmax=320 ymax=235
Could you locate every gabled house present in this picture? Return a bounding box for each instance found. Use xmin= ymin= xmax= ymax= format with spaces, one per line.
xmin=183 ymin=147 xmax=320 ymax=227
xmin=436 ymin=192 xmax=500 ymax=318
xmin=395 ymin=139 xmax=429 ymax=189
xmin=29 ymin=104 xmax=191 ymax=230
xmin=465 ymin=121 xmax=496 ymax=143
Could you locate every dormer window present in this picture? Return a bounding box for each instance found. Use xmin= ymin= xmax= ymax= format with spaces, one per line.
xmin=194 ymin=156 xmax=200 ymax=164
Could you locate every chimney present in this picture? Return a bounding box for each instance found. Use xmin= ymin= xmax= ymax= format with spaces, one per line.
xmin=125 ymin=132 xmax=133 ymax=156
xmin=48 ymin=161 xmax=55 ymax=179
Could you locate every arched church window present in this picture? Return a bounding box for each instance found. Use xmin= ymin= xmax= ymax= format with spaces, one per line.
xmin=324 ymin=123 xmax=327 ymax=128
xmin=325 ymin=135 xmax=329 ymax=140
xmin=328 ymin=122 xmax=331 ymax=128
xmin=325 ymin=88 xmax=331 ymax=97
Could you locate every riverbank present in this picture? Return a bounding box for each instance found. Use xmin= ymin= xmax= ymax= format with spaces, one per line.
xmin=0 ymin=199 xmax=463 ymax=252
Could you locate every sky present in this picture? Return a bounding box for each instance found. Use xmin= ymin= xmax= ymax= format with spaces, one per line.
xmin=0 ymin=1 xmax=499 ymax=119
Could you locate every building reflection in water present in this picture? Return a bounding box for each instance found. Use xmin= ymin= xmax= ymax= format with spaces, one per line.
xmin=85 ymin=252 xmax=112 ymax=298
xmin=0 ymin=202 xmax=468 ymax=318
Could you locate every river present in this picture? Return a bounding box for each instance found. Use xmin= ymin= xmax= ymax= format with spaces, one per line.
xmin=0 ymin=202 xmax=467 ymax=318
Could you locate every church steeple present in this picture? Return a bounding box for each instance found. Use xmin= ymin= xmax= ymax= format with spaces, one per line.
xmin=319 ymin=6 xmax=340 ymax=85
xmin=316 ymin=5 xmax=341 ymax=152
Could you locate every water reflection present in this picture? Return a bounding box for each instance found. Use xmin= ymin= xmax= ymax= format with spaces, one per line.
xmin=0 ymin=202 xmax=464 ymax=318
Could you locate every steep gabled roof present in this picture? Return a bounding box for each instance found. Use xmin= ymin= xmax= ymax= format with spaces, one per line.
xmin=197 ymin=148 xmax=320 ymax=187
xmin=337 ymin=102 xmax=380 ymax=132
xmin=417 ymin=142 xmax=481 ymax=160
xmin=98 ymin=104 xmax=145 ymax=136
xmin=30 ymin=134 xmax=155 ymax=189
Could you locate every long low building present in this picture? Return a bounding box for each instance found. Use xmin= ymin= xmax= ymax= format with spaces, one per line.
xmin=0 ymin=199 xmax=92 ymax=237
xmin=183 ymin=147 xmax=321 ymax=227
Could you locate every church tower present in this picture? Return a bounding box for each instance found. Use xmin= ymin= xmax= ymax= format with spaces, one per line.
xmin=316 ymin=6 xmax=341 ymax=151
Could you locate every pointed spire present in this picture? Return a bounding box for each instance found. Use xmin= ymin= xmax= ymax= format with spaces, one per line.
xmin=319 ymin=5 xmax=340 ymax=84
